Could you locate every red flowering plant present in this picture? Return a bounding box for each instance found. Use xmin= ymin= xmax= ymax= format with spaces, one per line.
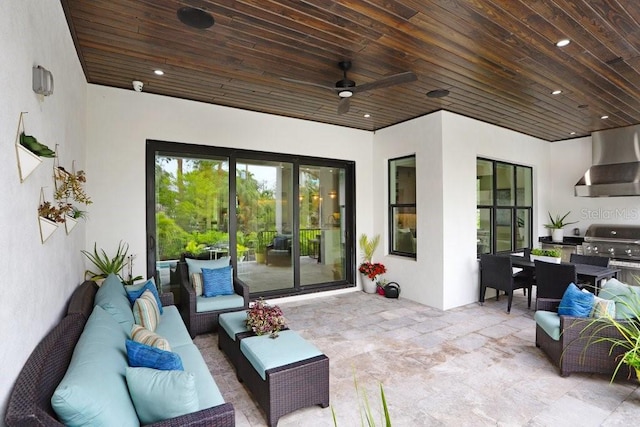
xmin=246 ymin=298 xmax=287 ymax=338
xmin=358 ymin=262 xmax=386 ymax=280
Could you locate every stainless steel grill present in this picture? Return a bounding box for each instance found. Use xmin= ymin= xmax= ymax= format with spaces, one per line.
xmin=582 ymin=224 xmax=640 ymax=283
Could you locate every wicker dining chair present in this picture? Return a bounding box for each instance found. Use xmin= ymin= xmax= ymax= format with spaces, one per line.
xmin=534 ymin=260 xmax=577 ymax=300
xmin=479 ymin=254 xmax=533 ymax=313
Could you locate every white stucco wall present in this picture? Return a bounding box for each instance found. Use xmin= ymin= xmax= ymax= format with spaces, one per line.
xmin=86 ymin=85 xmax=374 ymax=284
xmin=0 ymin=0 xmax=87 ymax=417
xmin=372 ymin=113 xmax=444 ymax=308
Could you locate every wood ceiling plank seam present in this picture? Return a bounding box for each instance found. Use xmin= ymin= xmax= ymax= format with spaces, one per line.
xmin=357 ymin=0 xmax=419 ymax=21
xmin=478 ymin=0 xmax=640 ymax=119
xmin=575 ymin=0 xmax=640 ymax=53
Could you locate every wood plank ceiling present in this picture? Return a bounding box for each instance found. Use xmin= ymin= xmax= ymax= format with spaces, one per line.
xmin=60 ymin=0 xmax=640 ymax=142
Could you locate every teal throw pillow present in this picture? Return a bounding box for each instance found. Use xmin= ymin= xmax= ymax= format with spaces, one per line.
xmin=126 ymin=339 xmax=183 ymax=371
xmin=558 ymin=283 xmax=594 ymax=317
xmin=600 ymin=278 xmax=640 ymax=320
xmin=126 ymin=278 xmax=163 ymax=314
xmin=202 ymin=265 xmax=234 ymax=297
xmin=125 ymin=367 xmax=199 ymax=424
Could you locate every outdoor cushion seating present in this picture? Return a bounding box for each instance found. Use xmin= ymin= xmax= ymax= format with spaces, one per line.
xmin=534 ymin=278 xmax=639 ymax=379
xmin=5 ymin=274 xmax=235 ymax=426
xmin=179 ymin=256 xmax=249 ymax=337
xmin=266 ymin=235 xmax=292 ymax=266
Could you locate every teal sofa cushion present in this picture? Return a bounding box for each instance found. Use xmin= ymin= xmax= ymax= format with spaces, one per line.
xmin=125 ymin=367 xmax=199 ymax=424
xmin=155 ymin=305 xmax=193 ymax=348
xmin=558 ymin=283 xmax=594 ymax=317
xmin=196 ymin=294 xmax=244 ymax=313
xmin=219 ymin=310 xmax=250 ymax=341
xmin=600 ymin=278 xmax=640 ymax=320
xmin=172 ymin=343 xmax=225 ymax=410
xmin=94 ymin=273 xmax=134 ymax=331
xmin=51 ymin=305 xmax=139 ymax=427
xmin=240 ymin=330 xmax=323 ymax=380
xmin=534 ymin=310 xmax=561 ymax=341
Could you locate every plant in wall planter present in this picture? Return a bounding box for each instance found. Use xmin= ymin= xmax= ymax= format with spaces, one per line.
xmin=37 ymin=198 xmax=66 ymax=244
xmin=544 ymin=211 xmax=577 ymax=243
xmin=54 ymin=164 xmax=92 ymax=234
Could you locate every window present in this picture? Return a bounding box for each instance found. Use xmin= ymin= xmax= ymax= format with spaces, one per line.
xmin=146 ymin=140 xmax=355 ymax=299
xmin=477 ymin=158 xmax=532 ymax=256
xmin=389 ymin=155 xmax=416 ymax=257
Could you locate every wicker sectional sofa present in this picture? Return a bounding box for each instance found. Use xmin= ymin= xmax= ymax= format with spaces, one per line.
xmin=5 ymin=276 xmax=235 ymax=426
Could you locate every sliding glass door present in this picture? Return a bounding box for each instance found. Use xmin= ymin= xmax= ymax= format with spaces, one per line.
xmin=147 ymin=140 xmax=355 ymax=299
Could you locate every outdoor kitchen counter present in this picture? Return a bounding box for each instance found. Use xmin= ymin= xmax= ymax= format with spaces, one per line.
xmin=538 ymin=236 xmax=585 ymax=246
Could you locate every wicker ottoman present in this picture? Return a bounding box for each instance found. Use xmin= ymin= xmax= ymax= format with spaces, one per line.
xmin=218 ymin=310 xmax=252 ymax=374
xmin=237 ymin=330 xmax=329 ymax=426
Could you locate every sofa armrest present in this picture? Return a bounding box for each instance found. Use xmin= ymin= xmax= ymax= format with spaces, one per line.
xmin=536 ymin=298 xmax=561 ymax=312
xmin=148 ymin=402 xmax=235 ymax=427
xmin=160 ymin=292 xmax=174 ymax=306
xmin=233 ymin=278 xmax=250 ymax=308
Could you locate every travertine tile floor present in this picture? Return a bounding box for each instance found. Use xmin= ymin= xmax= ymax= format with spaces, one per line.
xmin=194 ymin=291 xmax=639 ymax=426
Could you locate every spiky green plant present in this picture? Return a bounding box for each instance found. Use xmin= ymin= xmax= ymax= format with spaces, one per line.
xmin=81 ymin=241 xmax=130 ymax=281
xmin=332 ymin=374 xmax=391 ymax=426
xmin=359 ymin=234 xmax=381 ymax=264
xmin=543 ymin=211 xmax=577 ymax=229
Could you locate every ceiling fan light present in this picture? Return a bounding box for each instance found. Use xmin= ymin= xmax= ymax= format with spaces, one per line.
xmin=338 ymin=90 xmax=353 ymax=98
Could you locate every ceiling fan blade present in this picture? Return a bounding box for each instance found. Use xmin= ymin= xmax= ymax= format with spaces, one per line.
xmin=351 ymin=71 xmax=417 ymax=94
xmin=280 ymin=77 xmax=337 ymax=92
xmin=337 ymin=97 xmax=350 ymax=115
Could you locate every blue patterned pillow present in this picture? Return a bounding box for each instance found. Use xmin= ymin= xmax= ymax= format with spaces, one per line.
xmin=558 ymin=283 xmax=594 ymax=317
xmin=202 ymin=265 xmax=234 ymax=297
xmin=125 ymin=339 xmax=183 ymax=371
xmin=126 ymin=278 xmax=163 ymax=314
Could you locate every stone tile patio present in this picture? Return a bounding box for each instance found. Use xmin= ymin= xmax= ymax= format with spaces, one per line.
xmin=194 ymin=290 xmax=639 ymax=426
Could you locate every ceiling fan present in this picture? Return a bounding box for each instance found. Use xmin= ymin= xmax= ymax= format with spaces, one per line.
xmin=281 ymin=61 xmax=417 ymax=115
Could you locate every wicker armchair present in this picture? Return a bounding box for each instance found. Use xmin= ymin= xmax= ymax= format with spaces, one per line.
xmin=535 ymin=297 xmax=637 ymax=379
xmin=178 ymin=261 xmax=250 ymax=337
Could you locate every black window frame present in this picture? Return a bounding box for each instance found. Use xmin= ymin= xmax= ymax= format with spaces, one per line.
xmin=388 ymin=154 xmax=417 ymax=259
xmin=477 ymin=157 xmax=533 ymax=256
xmin=145 ymin=139 xmax=357 ymax=299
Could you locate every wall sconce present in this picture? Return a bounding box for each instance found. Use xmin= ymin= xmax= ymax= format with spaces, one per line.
xmin=33 ymin=65 xmax=54 ymax=96
xmin=328 ymin=190 xmax=337 ymax=199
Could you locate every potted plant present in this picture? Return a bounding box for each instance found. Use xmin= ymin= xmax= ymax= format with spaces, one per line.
xmin=358 ymin=234 xmax=386 ymax=294
xmin=255 ymin=238 xmax=267 ymax=264
xmin=246 ymin=299 xmax=287 ymax=338
xmin=544 ymin=211 xmax=577 ymax=243
xmin=530 ymin=248 xmax=562 ymax=264
xmin=37 ymin=200 xmax=67 ymax=243
xmin=81 ymin=240 xmax=131 ymax=282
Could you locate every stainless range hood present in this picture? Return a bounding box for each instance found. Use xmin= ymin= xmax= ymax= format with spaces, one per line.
xmin=575 ymin=124 xmax=640 ymax=197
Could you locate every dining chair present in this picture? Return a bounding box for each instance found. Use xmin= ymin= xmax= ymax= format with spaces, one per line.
xmin=534 ymin=260 xmax=577 ymax=302
xmin=479 ymin=254 xmax=532 ymax=313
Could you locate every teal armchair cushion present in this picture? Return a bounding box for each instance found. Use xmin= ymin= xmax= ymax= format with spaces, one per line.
xmin=534 ymin=310 xmax=561 ymax=341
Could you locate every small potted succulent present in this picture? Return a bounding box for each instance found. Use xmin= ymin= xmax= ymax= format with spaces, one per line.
xmin=544 ymin=211 xmax=577 ymax=243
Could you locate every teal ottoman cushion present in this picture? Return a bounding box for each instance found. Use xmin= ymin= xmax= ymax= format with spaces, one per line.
xmin=196 ymin=294 xmax=244 ymax=313
xmin=240 ymin=330 xmax=323 ymax=380
xmin=534 ymin=310 xmax=561 ymax=341
xmin=219 ymin=311 xmax=250 ymax=341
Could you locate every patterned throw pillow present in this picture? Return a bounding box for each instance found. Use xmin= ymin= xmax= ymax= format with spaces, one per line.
xmin=131 ymin=324 xmax=171 ymax=351
xmin=125 ymin=339 xmax=183 ymax=371
xmin=202 ymin=265 xmax=234 ymax=297
xmin=132 ymin=290 xmax=161 ymax=331
xmin=590 ymin=295 xmax=616 ymax=318
xmin=191 ymin=273 xmax=204 ymax=296
xmin=125 ymin=278 xmax=163 ymax=314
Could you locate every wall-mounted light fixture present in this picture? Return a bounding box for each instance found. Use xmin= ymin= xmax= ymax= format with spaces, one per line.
xmin=33 ymin=65 xmax=54 ymax=96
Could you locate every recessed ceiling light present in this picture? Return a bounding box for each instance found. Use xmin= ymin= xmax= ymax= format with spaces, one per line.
xmin=177 ymin=6 xmax=214 ymax=29
xmin=556 ymin=39 xmax=570 ymax=47
xmin=570 ymin=132 xmax=576 ymax=135
xmin=551 ymin=90 xmax=562 ymax=95
xmin=601 ymin=115 xmax=609 ymax=119
xmin=426 ymin=89 xmax=450 ymax=98
xmin=154 ymin=70 xmax=164 ymax=76
xmin=363 ymin=114 xmax=371 ymax=118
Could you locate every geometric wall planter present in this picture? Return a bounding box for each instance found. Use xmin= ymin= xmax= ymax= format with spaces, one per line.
xmin=15 ymin=112 xmax=43 ymax=183
xmin=64 ymin=215 xmax=78 ymax=235
xmin=38 ymin=216 xmax=59 ymax=244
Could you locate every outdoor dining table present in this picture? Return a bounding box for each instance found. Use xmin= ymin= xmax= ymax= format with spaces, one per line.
xmin=509 ymin=255 xmax=620 ymax=294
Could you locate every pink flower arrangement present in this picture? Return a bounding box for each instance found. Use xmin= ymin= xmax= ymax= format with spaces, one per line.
xmin=358 ymin=262 xmax=386 ymax=280
xmin=246 ymin=299 xmax=287 ymax=338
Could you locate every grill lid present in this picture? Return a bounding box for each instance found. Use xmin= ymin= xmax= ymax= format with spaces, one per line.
xmin=584 ymin=223 xmax=640 ymax=243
